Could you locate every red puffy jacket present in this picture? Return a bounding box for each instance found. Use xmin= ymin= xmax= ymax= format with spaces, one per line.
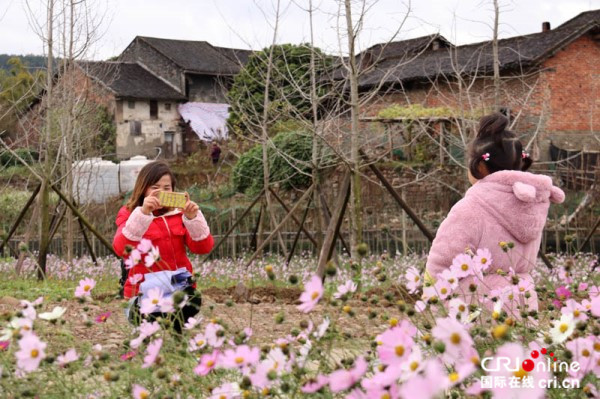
xmin=113 ymin=206 xmax=214 ymax=298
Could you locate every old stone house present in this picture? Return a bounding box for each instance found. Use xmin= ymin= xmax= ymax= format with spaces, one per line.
xmin=355 ymin=10 xmax=599 ymax=188
xmin=17 ymin=37 xmax=252 ymax=160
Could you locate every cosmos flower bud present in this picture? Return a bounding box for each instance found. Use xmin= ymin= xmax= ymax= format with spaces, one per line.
xmin=356 ymin=243 xmax=368 ymax=257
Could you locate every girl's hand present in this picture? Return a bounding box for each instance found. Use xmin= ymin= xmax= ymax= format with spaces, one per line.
xmin=141 ymin=190 xmax=161 ymax=215
xmin=183 ymin=192 xmax=199 ymax=219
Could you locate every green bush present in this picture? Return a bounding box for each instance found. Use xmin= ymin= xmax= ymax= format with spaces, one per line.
xmin=232 ymin=131 xmax=317 ymax=194
xmin=0 ymin=148 xmax=39 ymax=167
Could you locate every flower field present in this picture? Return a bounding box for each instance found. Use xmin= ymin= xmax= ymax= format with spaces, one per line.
xmin=0 ymin=246 xmax=598 ymax=398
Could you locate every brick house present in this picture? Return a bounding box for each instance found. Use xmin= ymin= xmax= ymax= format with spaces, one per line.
xmin=355 ymin=10 xmax=599 ymax=188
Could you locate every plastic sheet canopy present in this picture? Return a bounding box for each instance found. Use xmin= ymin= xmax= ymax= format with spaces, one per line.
xmin=178 ymin=102 xmax=229 ymax=141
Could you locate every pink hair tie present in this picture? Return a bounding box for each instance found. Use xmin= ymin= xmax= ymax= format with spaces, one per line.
xmin=482 ymin=153 xmax=490 ymax=162
xmin=522 ymin=151 xmax=530 ymax=159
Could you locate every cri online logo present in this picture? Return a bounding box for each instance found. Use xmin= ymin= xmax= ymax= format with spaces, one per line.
xmin=522 ymin=348 xmax=555 ymax=372
xmin=481 ymin=347 xmax=581 ymax=374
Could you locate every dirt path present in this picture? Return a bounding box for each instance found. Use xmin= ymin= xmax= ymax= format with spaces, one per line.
xmin=1 ymin=287 xmax=394 ymax=355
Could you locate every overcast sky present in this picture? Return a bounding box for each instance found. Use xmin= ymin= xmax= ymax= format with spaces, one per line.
xmin=1 ymin=0 xmax=598 ymax=60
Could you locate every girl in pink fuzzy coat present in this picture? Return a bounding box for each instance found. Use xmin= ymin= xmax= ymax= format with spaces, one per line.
xmin=426 ymin=113 xmax=565 ymax=310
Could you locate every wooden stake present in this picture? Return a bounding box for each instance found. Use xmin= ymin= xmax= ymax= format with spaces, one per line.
xmin=579 ymin=215 xmax=600 ymax=252
xmin=360 ymin=149 xmax=435 ymax=242
xmin=317 ymin=172 xmax=351 ymax=277
xmin=0 ymin=183 xmax=41 ymax=255
xmin=78 ymin=216 xmax=97 ymax=264
xmin=286 ymin=195 xmax=312 ymax=265
xmin=206 ymin=189 xmax=264 ymax=261
xmin=245 ymin=185 xmax=314 ymax=269
xmin=269 ymin=187 xmax=318 ymax=247
xmin=50 ymin=184 xmax=117 ymax=257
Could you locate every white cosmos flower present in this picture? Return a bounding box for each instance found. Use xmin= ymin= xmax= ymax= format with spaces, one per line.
xmin=550 ymin=314 xmax=575 ymax=344
xmin=38 ymin=306 xmax=67 ymax=321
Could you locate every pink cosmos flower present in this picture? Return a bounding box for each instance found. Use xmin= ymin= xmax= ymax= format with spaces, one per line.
xmin=555 ymin=285 xmax=572 ymax=302
xmin=250 ymin=360 xmax=275 ymax=389
xmin=132 ymin=384 xmax=150 ymax=399
xmin=439 ymin=268 xmax=459 ymax=290
xmin=19 ymin=300 xmax=37 ymax=320
xmin=209 ymin=383 xmax=241 ymax=399
xmin=447 ymin=362 xmax=476 ymax=386
xmin=74 ymin=278 xmax=96 ymax=298
xmin=205 ymin=322 xmax=225 ymax=348
xmin=297 ymin=274 xmax=323 ymax=313
xmin=140 ymin=287 xmax=173 ymax=314
xmin=450 ymin=253 xmax=475 ymax=279
xmin=414 ymin=300 xmax=426 ymax=312
xmin=329 ymin=356 xmax=368 ymax=392
xmin=589 ymin=286 xmax=600 ymax=298
xmin=142 ymin=338 xmax=162 ymax=368
xmin=404 ymin=266 xmax=422 ymax=294
xmin=128 ymin=274 xmax=143 ymax=285
xmin=487 ymin=343 xmax=549 ymax=399
xmin=432 ymin=317 xmax=474 ymax=365
xmin=591 ymin=296 xmax=600 ymax=318
xmin=188 ymin=333 xmax=207 ymax=352
xmin=561 ymin=299 xmax=588 ymax=321
xmin=144 ymin=246 xmax=161 ymax=268
xmin=578 ymin=282 xmax=588 ymax=292
xmin=137 ymin=239 xmax=153 ymax=254
xmin=565 ymin=337 xmax=597 ymax=378
xmin=15 ymin=333 xmax=46 ymax=373
xmin=448 ymin=298 xmax=470 ymax=324
xmin=57 ymin=348 xmax=79 ymax=367
xmin=375 ymin=320 xmax=416 ymax=366
xmin=334 ymin=280 xmax=357 ymax=299
xmin=95 ymin=312 xmax=111 ymax=323
xmin=434 ymin=279 xmax=453 ymax=300
xmin=194 ymin=350 xmax=219 ymax=376
xmin=0 ymin=341 xmax=9 ymax=350
xmin=398 ymin=359 xmax=447 ymax=399
xmin=126 ymin=249 xmax=142 ymax=270
xmin=473 ymin=248 xmax=493 ymax=271
xmin=221 ymin=345 xmax=260 ymax=370
xmin=120 ymin=351 xmax=136 ymax=361
xmin=361 ymin=363 xmax=403 ymax=391
xmin=184 ymin=316 xmax=202 ymax=330
xmin=301 ymin=375 xmax=329 ymax=393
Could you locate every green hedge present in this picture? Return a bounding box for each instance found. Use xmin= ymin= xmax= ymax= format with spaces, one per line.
xmin=0 ymin=148 xmax=39 ymax=167
xmin=232 ymin=131 xmax=315 ymax=194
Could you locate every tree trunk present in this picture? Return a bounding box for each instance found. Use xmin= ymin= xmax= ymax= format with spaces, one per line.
xmin=492 ymin=0 xmax=501 ymax=109
xmin=344 ymin=0 xmax=363 ymax=258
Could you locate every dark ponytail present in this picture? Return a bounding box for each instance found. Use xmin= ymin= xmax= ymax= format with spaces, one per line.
xmin=468 ymin=113 xmax=532 ymax=179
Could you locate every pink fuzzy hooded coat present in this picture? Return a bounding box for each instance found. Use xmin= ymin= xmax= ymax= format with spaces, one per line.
xmin=426 ymin=171 xmax=565 ymax=308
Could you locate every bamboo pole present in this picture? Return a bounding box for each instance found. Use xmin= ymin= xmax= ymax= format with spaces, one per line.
xmin=245 ymin=185 xmax=314 ymax=269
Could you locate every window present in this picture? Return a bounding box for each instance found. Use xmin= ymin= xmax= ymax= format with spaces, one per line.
xmin=129 ymin=120 xmax=142 ymax=136
xmin=164 ymin=103 xmax=171 ymax=111
xmin=128 ymin=100 xmax=135 ymax=109
xmin=150 ymin=100 xmax=158 ymax=119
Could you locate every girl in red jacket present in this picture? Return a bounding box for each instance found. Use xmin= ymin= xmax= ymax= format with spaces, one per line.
xmin=113 ymin=161 xmax=214 ymax=324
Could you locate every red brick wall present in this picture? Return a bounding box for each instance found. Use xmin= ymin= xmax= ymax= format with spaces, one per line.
xmin=540 ymin=34 xmax=600 ymax=141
